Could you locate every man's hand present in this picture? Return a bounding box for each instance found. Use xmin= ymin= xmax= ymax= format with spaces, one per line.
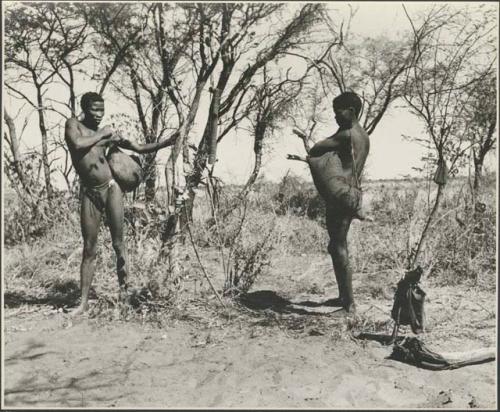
xmin=100 ymin=131 xmax=125 ymax=147
xmin=109 ymin=134 xmax=126 ymax=146
xmin=99 ymin=126 xmax=114 ymax=139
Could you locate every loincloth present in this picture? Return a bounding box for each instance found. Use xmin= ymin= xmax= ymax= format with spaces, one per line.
xmin=82 ymin=178 xmax=117 ymax=213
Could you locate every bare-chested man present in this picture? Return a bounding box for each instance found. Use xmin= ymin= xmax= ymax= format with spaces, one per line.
xmin=65 ymin=92 xmax=176 ymax=315
xmin=306 ymin=92 xmax=370 ymax=313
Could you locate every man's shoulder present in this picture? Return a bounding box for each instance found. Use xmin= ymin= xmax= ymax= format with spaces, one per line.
xmin=65 ymin=117 xmax=82 ymax=128
xmin=351 ymin=125 xmax=369 ymax=140
xmin=331 ymin=129 xmax=352 ymax=141
xmin=65 ymin=117 xmax=84 ymax=143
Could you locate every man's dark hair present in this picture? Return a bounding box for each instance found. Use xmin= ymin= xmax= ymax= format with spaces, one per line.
xmin=81 ymin=92 xmax=104 ymax=111
xmin=333 ymin=92 xmax=363 ymax=118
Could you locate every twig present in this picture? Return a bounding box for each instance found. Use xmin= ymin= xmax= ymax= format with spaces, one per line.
xmin=474 ymin=301 xmax=495 ymax=318
xmin=287 ymin=154 xmax=308 ymax=163
xmin=183 ymin=209 xmax=226 ymax=309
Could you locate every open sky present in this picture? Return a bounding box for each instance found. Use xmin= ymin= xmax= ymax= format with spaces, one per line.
xmin=3 ymin=2 xmax=497 ymax=188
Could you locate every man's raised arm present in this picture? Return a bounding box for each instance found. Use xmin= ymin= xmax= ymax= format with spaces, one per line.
xmin=65 ymin=118 xmax=112 ymax=151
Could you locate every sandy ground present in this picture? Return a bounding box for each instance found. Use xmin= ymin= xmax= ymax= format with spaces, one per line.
xmin=3 ymin=254 xmax=497 ymax=409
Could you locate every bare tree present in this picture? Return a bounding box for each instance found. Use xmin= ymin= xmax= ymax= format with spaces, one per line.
xmin=465 ymin=71 xmax=497 ymax=192
xmin=159 ymin=4 xmax=330 ymax=279
xmin=289 ymin=5 xmax=445 ymax=150
xmin=187 ymin=4 xmax=326 ymax=205
xmin=402 ymin=4 xmax=496 ymax=268
xmin=239 ymin=69 xmax=306 ymax=199
xmin=5 ymin=4 xmax=64 ymax=199
xmin=83 ymin=3 xmax=151 ymax=97
xmin=3 ymin=109 xmax=27 ymax=188
xmin=3 ymin=107 xmax=52 ymax=223
xmin=35 ymin=3 xmax=93 ymax=117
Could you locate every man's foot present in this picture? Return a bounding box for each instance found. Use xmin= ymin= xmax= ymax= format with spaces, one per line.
xmin=338 ymin=296 xmax=357 ymax=313
xmin=326 ymin=298 xmax=357 ymax=313
xmin=70 ymin=302 xmax=89 ymax=317
xmin=353 ymin=208 xmax=373 ymax=222
xmin=323 ymin=297 xmax=344 ymax=307
xmin=344 ymin=301 xmax=357 ymax=314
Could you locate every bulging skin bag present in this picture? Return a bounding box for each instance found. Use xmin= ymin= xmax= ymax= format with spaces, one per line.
xmin=106 ymin=146 xmax=143 ymax=192
xmin=308 ymin=151 xmax=345 ymax=200
xmin=308 ymin=151 xmax=362 ymax=213
xmin=391 ymin=266 xmax=426 ymax=335
xmin=307 ymin=132 xmax=362 ymax=214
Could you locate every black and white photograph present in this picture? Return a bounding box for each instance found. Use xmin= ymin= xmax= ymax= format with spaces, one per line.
xmin=2 ymin=1 xmax=498 ymax=409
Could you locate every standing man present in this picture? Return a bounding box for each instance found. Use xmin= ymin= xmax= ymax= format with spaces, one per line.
xmin=306 ymin=92 xmax=370 ymax=313
xmin=65 ymin=92 xmax=176 ymax=315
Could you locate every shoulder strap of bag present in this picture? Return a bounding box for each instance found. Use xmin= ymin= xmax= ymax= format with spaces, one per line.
xmin=349 ymin=130 xmax=361 ymax=190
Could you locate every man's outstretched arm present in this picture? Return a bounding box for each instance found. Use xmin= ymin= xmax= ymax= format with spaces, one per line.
xmin=117 ymin=132 xmax=179 ymax=154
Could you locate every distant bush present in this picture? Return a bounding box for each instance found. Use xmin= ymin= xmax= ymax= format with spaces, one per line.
xmin=273 ymin=174 xmax=325 ymax=220
xmin=356 ymin=179 xmax=496 ymax=288
xmin=427 ymin=185 xmax=496 ymax=287
xmin=4 ymin=189 xmax=79 ymax=246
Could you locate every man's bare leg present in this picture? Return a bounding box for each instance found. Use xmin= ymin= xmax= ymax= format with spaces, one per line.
xmin=72 ymin=193 xmax=102 ymax=316
xmin=326 ymin=207 xmax=356 ymax=312
xmin=106 ymin=182 xmax=129 ymax=300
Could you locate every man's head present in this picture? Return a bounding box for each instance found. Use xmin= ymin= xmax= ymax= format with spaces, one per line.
xmin=332 ymin=92 xmax=362 ymax=128
xmin=81 ymin=92 xmax=104 ymax=127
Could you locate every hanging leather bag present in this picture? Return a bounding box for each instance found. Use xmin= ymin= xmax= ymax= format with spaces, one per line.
xmin=391 ymin=266 xmax=426 ymax=339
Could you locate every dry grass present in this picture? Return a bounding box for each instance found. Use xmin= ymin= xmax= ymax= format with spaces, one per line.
xmin=3 ymin=175 xmax=496 ymax=328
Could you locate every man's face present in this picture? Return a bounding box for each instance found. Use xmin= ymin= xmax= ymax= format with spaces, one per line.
xmin=333 ymin=105 xmax=354 ymax=128
xmin=84 ymin=101 xmax=105 ymax=126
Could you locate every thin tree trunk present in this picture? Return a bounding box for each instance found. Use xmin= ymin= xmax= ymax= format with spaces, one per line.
xmin=4 ymin=109 xmax=26 ymax=187
xmin=179 ymin=141 xmax=193 ymax=228
xmin=164 ymin=160 xmax=173 ymax=206
xmin=473 ymin=156 xmax=484 ymax=192
xmin=168 ymin=81 xmax=206 ymax=195
xmin=239 ymin=131 xmax=264 ymax=199
xmin=410 ymin=183 xmax=445 ymax=268
xmin=144 ymin=94 xmax=164 ymax=202
xmin=144 ymin=153 xmax=157 ymax=202
xmin=161 ymin=81 xmax=206 ymax=277
xmin=63 ymin=61 xmax=77 ymax=116
xmin=188 ymin=64 xmax=234 ymax=198
xmin=36 ymin=86 xmax=53 ymax=200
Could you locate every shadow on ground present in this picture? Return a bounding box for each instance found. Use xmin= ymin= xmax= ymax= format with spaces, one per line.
xmin=4 ymin=279 xmax=84 ymax=309
xmin=238 ymin=290 xmax=345 ymax=315
xmin=4 ymin=337 xmax=135 ymax=407
xmin=5 ymin=367 xmax=121 ymax=407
